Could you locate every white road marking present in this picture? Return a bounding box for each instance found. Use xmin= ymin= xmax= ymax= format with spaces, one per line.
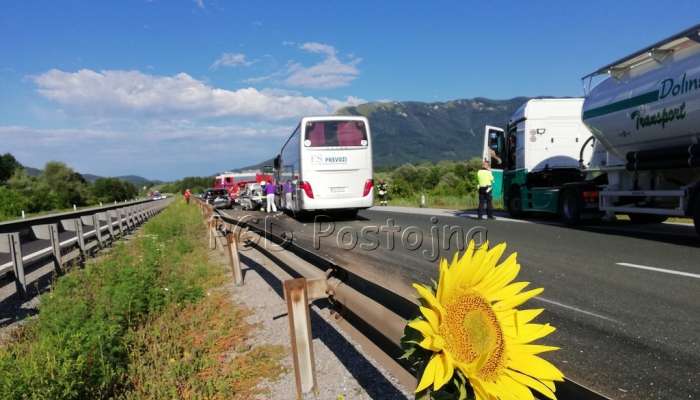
xmin=616 ymin=262 xmax=700 ymax=279
xmin=533 ymin=296 xmax=622 ymax=324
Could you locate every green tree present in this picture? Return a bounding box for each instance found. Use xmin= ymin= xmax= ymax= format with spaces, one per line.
xmin=0 ymin=187 xmax=29 ymax=219
xmin=7 ymin=170 xmax=56 ymax=212
xmin=0 ymin=153 xmax=22 ymax=184
xmin=42 ymin=161 xmax=89 ymax=208
xmin=92 ymin=178 xmax=138 ymax=203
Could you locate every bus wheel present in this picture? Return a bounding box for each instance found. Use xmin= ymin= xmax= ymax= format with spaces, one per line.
xmin=560 ymin=189 xmax=582 ymax=225
xmin=628 ymin=214 xmax=668 ymax=224
xmin=507 ymin=187 xmax=523 ymax=218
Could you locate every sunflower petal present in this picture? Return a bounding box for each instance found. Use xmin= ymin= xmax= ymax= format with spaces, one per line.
xmin=493 ymin=287 xmax=543 ymax=311
xmin=467 ymin=242 xmax=492 ymax=286
xmin=432 ymin=353 xmax=445 ymax=391
xmin=437 ymin=258 xmax=449 ymax=302
xmin=499 ymin=374 xmax=535 ymax=400
xmin=511 ymin=344 xmax=560 ymax=355
xmin=415 ymin=354 xmax=440 ymax=393
xmin=434 ymin=353 xmax=454 ymax=390
xmin=484 ymin=242 xmax=507 ymax=270
xmin=508 ymin=353 xmax=565 ymax=381
xmin=505 ymin=369 xmax=558 ymax=400
xmin=408 ymin=319 xmax=436 ymax=338
xmin=471 ymin=379 xmax=489 ymax=400
xmin=420 ymin=306 xmax=440 ymax=332
xmin=509 ymin=323 xmax=556 ymax=344
xmin=476 ymin=253 xmax=520 ymax=292
xmin=511 ymin=308 xmax=544 ymax=325
xmin=487 ymin=281 xmax=530 ymax=302
xmin=417 ymin=334 xmax=445 ymax=352
xmin=413 ymin=283 xmax=446 ymax=318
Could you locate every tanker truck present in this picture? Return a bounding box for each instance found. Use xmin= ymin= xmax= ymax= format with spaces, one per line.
xmin=483 ymin=24 xmax=700 ymax=235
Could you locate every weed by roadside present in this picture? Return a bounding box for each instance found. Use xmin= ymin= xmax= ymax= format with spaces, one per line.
xmin=0 ymin=199 xmax=284 ymax=399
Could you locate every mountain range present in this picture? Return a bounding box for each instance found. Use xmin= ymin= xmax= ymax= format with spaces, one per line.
xmin=337 ymin=97 xmax=530 ymax=166
xmin=24 ymin=166 xmax=160 ymax=187
xmin=233 ymin=96 xmax=531 ymax=172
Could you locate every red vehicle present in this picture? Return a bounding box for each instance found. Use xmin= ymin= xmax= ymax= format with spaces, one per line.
xmin=213 ymin=171 xmax=274 ymax=202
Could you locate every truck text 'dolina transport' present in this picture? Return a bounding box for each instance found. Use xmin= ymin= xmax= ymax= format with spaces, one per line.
xmin=484 ymin=24 xmax=700 ymax=235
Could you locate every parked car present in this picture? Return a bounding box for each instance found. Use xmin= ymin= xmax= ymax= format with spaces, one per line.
xmin=204 ymin=188 xmax=232 ymax=209
xmin=238 ymin=183 xmax=265 ymax=211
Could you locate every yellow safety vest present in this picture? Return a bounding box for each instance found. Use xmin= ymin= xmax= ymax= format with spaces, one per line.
xmin=477 ymin=169 xmax=493 ymax=187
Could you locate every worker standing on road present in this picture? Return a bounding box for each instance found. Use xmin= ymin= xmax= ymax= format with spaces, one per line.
xmin=264 ymin=180 xmax=278 ymax=213
xmin=284 ymin=179 xmax=293 ymax=210
xmin=377 ymin=180 xmax=388 ymax=206
xmin=184 ymin=188 xmax=191 ymax=205
xmin=477 ymin=160 xmax=494 ymax=220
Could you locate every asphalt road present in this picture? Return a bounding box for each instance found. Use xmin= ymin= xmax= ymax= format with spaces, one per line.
xmin=222 ymin=206 xmax=700 ymax=400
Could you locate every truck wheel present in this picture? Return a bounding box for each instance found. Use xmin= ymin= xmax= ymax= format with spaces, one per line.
xmin=628 ymin=214 xmax=668 ymax=224
xmin=560 ymin=190 xmax=582 ymax=225
xmin=507 ymin=187 xmax=523 ymax=218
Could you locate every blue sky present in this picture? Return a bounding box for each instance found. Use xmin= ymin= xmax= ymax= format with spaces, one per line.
xmin=1 ymin=1 xmax=698 ymax=181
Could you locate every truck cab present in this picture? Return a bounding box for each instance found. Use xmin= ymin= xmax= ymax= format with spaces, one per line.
xmin=484 ymin=98 xmax=599 ymax=219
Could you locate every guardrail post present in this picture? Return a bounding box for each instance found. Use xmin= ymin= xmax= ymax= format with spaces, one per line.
xmin=48 ymin=223 xmax=64 ymax=275
xmin=100 ymin=212 xmax=114 ymax=243
xmin=73 ymin=218 xmax=86 ymax=261
xmin=116 ymin=208 xmax=126 ymax=235
xmin=208 ymin=216 xmax=219 ymax=250
xmin=125 ymin=207 xmax=133 ymax=230
xmin=2 ymin=233 xmax=27 ymax=298
xmin=225 ymin=229 xmax=243 ymax=286
xmin=283 ymin=278 xmax=318 ymax=399
xmin=92 ymin=213 xmax=104 ymax=249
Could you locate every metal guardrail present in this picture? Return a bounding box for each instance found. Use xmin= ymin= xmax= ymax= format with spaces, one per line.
xmin=194 ymin=198 xmax=610 ymax=400
xmin=0 ymin=198 xmax=172 ymax=298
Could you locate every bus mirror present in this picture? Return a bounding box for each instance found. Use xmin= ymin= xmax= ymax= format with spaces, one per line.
xmin=273 ymin=155 xmax=281 ymax=170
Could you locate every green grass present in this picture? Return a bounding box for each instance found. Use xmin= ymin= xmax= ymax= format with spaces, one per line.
xmin=0 ymin=199 xmax=284 ymax=399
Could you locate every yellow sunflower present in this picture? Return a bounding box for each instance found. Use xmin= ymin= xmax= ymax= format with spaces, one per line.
xmin=408 ymin=241 xmax=564 ymax=400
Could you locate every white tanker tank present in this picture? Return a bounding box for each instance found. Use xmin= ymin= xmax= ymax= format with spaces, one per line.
xmin=579 ymin=24 xmax=700 ymax=234
xmin=582 ymin=24 xmax=700 ymax=171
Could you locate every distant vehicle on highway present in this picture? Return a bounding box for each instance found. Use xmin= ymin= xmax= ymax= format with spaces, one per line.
xmin=203 ymin=188 xmax=232 ymax=209
xmin=483 ymin=24 xmax=700 ymax=235
xmin=237 ymin=182 xmax=265 ymax=211
xmin=274 ymin=115 xmax=374 ymax=217
xmin=151 ymin=191 xmax=165 ymax=200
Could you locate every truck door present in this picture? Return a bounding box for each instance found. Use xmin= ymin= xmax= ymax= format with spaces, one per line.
xmin=483 ymin=126 xmax=506 ymax=201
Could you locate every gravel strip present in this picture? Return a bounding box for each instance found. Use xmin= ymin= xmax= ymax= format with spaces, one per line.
xmin=216 ymin=243 xmax=413 ymax=400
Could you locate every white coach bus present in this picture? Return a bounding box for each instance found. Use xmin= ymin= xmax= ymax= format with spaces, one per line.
xmin=274 ymin=115 xmax=374 ymax=216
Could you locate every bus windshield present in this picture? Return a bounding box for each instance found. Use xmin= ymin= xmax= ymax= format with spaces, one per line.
xmin=304 ymin=120 xmax=368 ymax=147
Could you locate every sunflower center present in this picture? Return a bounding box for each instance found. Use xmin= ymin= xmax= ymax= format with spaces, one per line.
xmin=440 ymin=293 xmax=505 ymax=380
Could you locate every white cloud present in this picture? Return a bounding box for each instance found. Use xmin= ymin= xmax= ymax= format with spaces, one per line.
xmin=247 ymin=42 xmax=361 ymax=89
xmin=284 ymin=42 xmax=361 ymax=89
xmin=299 ymin=42 xmax=336 ymax=56
xmin=33 ymin=69 xmax=360 ymax=119
xmin=0 ymin=122 xmax=293 ymax=179
xmin=321 ymin=96 xmax=367 ymax=112
xmin=194 ymin=0 xmax=205 ymax=9
xmin=210 ymin=52 xmax=255 ymax=70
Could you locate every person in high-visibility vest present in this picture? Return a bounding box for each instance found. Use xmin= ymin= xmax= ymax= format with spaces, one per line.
xmin=377 ymin=180 xmax=388 ymax=206
xmin=477 ymin=160 xmax=494 ymax=219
